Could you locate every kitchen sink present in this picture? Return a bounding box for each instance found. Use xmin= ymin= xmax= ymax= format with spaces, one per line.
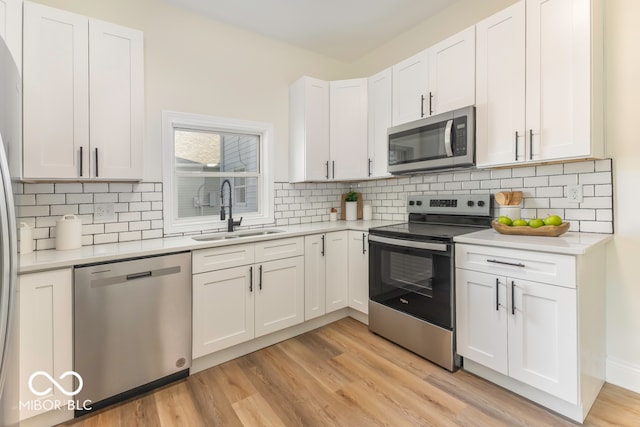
xmin=192 ymin=229 xmax=284 ymax=242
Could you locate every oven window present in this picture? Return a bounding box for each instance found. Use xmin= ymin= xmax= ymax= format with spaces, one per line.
xmin=369 ymin=241 xmax=453 ymax=329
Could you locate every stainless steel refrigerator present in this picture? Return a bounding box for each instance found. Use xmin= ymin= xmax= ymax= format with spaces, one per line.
xmin=0 ymin=36 xmax=21 ymax=427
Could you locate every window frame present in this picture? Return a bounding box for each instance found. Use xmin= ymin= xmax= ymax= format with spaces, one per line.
xmin=162 ymin=111 xmax=274 ymax=235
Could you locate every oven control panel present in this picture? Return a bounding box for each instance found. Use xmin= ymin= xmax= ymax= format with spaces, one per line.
xmin=407 ymin=194 xmax=490 ymax=216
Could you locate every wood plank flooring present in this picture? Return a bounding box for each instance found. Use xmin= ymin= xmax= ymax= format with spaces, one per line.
xmin=60 ymin=318 xmax=640 ymax=427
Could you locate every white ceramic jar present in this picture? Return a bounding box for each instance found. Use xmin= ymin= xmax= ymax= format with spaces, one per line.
xmin=56 ymin=214 xmax=82 ymax=250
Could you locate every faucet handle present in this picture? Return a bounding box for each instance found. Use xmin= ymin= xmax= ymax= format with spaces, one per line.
xmin=235 ymin=217 xmax=243 ymax=226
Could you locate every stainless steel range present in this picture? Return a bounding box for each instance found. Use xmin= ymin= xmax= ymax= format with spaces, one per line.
xmin=368 ymin=193 xmax=491 ymax=371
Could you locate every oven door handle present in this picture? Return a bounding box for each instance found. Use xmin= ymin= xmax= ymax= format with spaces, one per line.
xmin=368 ymin=234 xmax=449 ymax=252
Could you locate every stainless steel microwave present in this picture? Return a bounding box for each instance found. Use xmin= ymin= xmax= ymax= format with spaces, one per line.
xmin=387 ymin=106 xmax=475 ymax=174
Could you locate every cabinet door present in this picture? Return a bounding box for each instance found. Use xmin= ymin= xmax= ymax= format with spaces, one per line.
xmin=526 ymin=0 xmax=593 ymax=161
xmin=392 ymin=50 xmax=429 ymax=125
xmin=475 ymin=1 xmax=526 ymax=168
xmin=367 ymin=68 xmax=392 ymax=179
xmin=255 ymin=256 xmax=304 ymax=337
xmin=304 ymin=234 xmax=326 ymax=320
xmin=508 ymin=278 xmax=578 ymax=404
xmin=19 ymin=269 xmax=73 ymax=420
xmin=428 ymin=26 xmax=476 ymax=115
xmin=456 ymin=269 xmax=508 ymax=375
xmin=0 ymin=0 xmax=22 ymax=73
xmin=192 ymin=266 xmax=254 ymax=358
xmin=288 ymin=76 xmax=329 ymax=182
xmin=325 ymin=231 xmax=348 ymax=313
xmin=329 ymin=79 xmax=368 ymax=180
xmin=347 ymin=231 xmax=369 ymax=314
xmin=89 ymin=19 xmax=144 ymax=179
xmin=23 ymin=1 xmax=89 ymax=179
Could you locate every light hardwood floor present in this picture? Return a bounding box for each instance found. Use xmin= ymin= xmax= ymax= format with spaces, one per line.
xmin=61 ymin=318 xmax=640 ymax=426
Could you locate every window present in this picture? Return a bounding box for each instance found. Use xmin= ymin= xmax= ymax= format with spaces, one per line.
xmin=162 ymin=111 xmax=274 ymax=234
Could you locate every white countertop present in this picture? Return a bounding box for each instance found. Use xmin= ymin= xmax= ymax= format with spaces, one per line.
xmin=453 ymin=228 xmax=613 ymax=255
xmin=18 ymin=220 xmax=399 ymax=274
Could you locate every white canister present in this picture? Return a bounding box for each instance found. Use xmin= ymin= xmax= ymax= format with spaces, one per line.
xmin=499 ymin=206 xmax=522 ymax=221
xmin=345 ymin=202 xmax=358 ymax=221
xmin=19 ymin=222 xmax=33 ymax=254
xmin=56 ymin=214 xmax=82 ymax=250
xmin=362 ymin=204 xmax=372 ymax=221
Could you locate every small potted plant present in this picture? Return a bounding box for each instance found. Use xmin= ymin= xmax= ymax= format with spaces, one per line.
xmin=345 ymin=190 xmax=358 ymax=221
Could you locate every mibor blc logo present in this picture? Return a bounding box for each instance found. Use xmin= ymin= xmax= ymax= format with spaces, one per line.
xmin=20 ymin=371 xmax=92 ymax=412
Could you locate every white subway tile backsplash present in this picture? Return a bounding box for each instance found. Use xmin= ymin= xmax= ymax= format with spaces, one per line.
xmin=549 ymin=174 xmax=578 ymax=186
xmin=595 ymin=159 xmax=612 ymax=172
xmin=36 ymin=194 xmax=66 ymax=205
xmin=24 ymin=183 xmax=54 ymax=194
xmin=55 ymin=183 xmax=83 ymax=193
xmin=524 ymin=176 xmax=549 ymax=187
xmin=511 ymin=166 xmax=536 ymax=178
xmin=579 ymin=172 xmax=612 ymax=185
xmin=94 ymin=233 xmax=118 ymax=244
xmin=84 ymin=183 xmax=109 ymax=193
xmin=536 ymin=164 xmax=564 ymax=176
xmin=105 ymin=222 xmax=128 ymax=233
xmin=119 ymin=192 xmax=142 ymax=203
xmin=564 ymin=161 xmax=594 ymax=174
xmin=110 ymin=183 xmax=133 ymax=193
xmin=119 ymin=231 xmax=141 ymax=242
xmin=579 ymin=221 xmax=613 ymax=233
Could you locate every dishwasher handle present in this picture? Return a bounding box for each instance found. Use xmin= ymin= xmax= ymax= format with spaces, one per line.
xmin=126 ymin=271 xmax=152 ymax=281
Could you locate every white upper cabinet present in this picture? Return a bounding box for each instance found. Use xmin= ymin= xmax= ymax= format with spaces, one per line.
xmin=428 ymin=26 xmax=476 ymax=116
xmin=475 ymin=1 xmax=526 ymax=167
xmin=367 ymin=68 xmax=392 ymax=179
xmin=289 ymin=76 xmax=330 ymax=182
xmin=476 ymin=0 xmax=604 ymax=168
xmin=392 ymin=50 xmax=429 ymax=125
xmin=392 ymin=26 xmax=475 ymax=126
xmin=329 ymin=78 xmax=368 ymax=180
xmin=22 ymin=1 xmax=144 ymax=180
xmin=0 ymin=0 xmax=22 ymax=73
xmin=89 ymin=19 xmax=144 ymax=180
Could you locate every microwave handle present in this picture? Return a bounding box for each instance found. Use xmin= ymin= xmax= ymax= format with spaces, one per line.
xmin=444 ymin=119 xmax=454 ymax=157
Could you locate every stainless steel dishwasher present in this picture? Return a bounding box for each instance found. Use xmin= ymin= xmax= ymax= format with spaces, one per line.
xmin=74 ymin=252 xmax=191 ymax=415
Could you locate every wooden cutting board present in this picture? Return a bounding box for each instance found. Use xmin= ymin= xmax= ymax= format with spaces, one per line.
xmin=341 ymin=192 xmax=363 ymax=220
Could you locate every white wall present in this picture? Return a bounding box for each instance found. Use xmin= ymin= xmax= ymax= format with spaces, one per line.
xmin=603 ymin=0 xmax=640 ymax=393
xmin=31 ymin=0 xmax=347 ymax=183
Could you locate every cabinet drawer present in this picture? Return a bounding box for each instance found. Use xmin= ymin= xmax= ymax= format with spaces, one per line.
xmin=255 ymin=237 xmax=304 ymax=263
xmin=193 ymin=244 xmax=255 ymax=273
xmin=455 ymin=244 xmax=575 ymax=288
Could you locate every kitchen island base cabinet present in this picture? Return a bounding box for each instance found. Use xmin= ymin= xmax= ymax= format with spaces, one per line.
xmin=455 ymin=243 xmax=605 ymax=422
xmin=19 ymin=268 xmax=73 ymax=421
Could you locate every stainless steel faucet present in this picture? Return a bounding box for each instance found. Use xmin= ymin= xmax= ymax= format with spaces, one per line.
xmin=220 ymin=179 xmax=242 ymax=232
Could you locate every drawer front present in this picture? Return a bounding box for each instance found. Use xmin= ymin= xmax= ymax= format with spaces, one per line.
xmin=455 ymin=244 xmax=576 ymax=288
xmin=193 ymin=244 xmax=255 ymax=273
xmin=255 ymin=237 xmax=304 ymax=263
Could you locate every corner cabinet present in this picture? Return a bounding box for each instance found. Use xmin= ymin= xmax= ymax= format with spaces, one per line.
xmin=476 ymin=0 xmax=604 ymax=168
xmin=289 ymin=76 xmax=368 ymax=182
xmin=19 ymin=268 xmax=73 ymax=421
xmin=455 ymin=243 xmax=606 ymax=422
xmin=192 ymin=238 xmax=304 ymax=358
xmin=22 ymin=1 xmax=144 ymax=180
xmin=392 ymin=25 xmax=475 ymax=126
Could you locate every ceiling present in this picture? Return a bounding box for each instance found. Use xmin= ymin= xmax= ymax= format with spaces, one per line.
xmin=164 ymin=0 xmax=457 ymax=62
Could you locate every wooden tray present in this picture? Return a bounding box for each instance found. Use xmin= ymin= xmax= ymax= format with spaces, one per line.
xmin=491 ymin=220 xmax=570 ymax=237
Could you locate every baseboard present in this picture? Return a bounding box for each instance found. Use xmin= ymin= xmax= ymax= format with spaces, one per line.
xmin=606 ymin=357 xmax=640 ymax=394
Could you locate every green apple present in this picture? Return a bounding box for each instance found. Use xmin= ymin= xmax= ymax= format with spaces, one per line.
xmin=497 ymin=216 xmax=513 ymax=226
xmin=528 ymin=218 xmax=544 ymax=228
xmin=543 ymin=215 xmax=563 ymax=226
xmin=512 ymin=219 xmax=528 ymax=227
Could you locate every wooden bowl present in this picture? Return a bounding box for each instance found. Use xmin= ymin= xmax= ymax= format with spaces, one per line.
xmin=491 ymin=220 xmax=570 ymax=237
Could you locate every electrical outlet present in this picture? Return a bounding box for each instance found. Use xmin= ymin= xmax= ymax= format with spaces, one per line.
xmin=566 ymin=184 xmax=583 ymax=203
xmin=94 ymin=203 xmax=115 ymax=221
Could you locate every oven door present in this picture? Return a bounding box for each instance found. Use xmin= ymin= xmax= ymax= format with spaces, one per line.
xmin=368 ymin=234 xmax=453 ymax=330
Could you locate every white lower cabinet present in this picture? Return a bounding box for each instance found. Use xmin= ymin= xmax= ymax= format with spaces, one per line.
xmin=348 ymin=231 xmax=369 ymax=314
xmin=455 ymin=243 xmax=605 ymax=422
xmin=304 ymin=231 xmax=348 ymax=320
xmin=192 ymin=237 xmax=304 ymax=358
xmin=19 ymin=268 xmax=73 ymax=421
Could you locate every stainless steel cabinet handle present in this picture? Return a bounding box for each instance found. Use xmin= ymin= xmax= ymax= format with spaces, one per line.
xmin=529 ymin=129 xmax=533 ymax=160
xmin=429 ymin=91 xmax=434 ymax=115
xmin=486 ymin=259 xmax=525 ymax=268
xmin=321 ymin=235 xmax=325 ymax=257
xmin=511 ymin=281 xmax=516 ymax=315
xmin=80 ymin=146 xmax=84 ymax=177
xmin=249 ymin=266 xmax=253 ymax=292
xmin=362 ymin=233 xmax=366 ymax=254
xmin=259 ymin=265 xmax=263 ymax=290
xmin=514 ymin=131 xmax=519 ymax=161
xmin=95 ymin=148 xmax=99 ymax=177
xmin=495 ymin=278 xmax=500 ymax=311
